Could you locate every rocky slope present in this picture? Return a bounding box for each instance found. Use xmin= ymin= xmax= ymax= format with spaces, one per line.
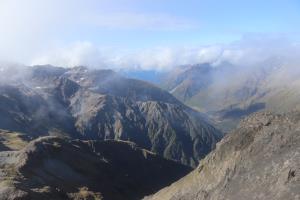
xmin=161 ymin=62 xmax=300 ymax=132
xmin=0 ymin=65 xmax=222 ymax=167
xmin=0 ymin=129 xmax=30 ymax=151
xmin=0 ymin=84 xmax=77 ymax=136
xmin=144 ymin=111 xmax=300 ymax=200
xmin=0 ymin=136 xmax=191 ymax=200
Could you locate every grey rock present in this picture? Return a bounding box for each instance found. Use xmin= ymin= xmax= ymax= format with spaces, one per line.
xmin=0 ymin=65 xmax=222 ymax=167
xmin=144 ymin=111 xmax=300 ymax=200
xmin=0 ymin=136 xmax=192 ymax=200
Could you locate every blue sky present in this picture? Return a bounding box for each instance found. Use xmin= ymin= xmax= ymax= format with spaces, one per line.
xmin=95 ymin=0 xmax=300 ymax=48
xmin=0 ymin=0 xmax=299 ymax=69
xmin=54 ymin=0 xmax=300 ymax=47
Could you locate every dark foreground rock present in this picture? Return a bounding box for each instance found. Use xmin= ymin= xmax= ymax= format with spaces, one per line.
xmin=0 ymin=136 xmax=191 ymax=200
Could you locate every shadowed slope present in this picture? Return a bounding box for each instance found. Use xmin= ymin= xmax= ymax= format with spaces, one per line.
xmin=0 ymin=136 xmax=191 ymax=200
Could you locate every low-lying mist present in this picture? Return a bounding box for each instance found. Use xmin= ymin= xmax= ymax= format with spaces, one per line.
xmin=1 ymin=35 xmax=300 ymax=121
xmin=27 ymin=35 xmax=300 ymax=72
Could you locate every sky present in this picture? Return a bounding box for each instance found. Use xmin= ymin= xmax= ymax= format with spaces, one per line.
xmin=0 ymin=0 xmax=300 ymax=70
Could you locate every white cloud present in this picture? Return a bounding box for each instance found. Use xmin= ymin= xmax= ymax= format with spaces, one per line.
xmin=32 ymin=42 xmax=107 ymax=68
xmin=32 ymin=45 xmax=220 ymax=70
xmin=30 ymin=35 xmax=300 ymax=71
xmin=0 ymin=0 xmax=197 ymax=63
xmin=213 ymin=35 xmax=300 ymax=67
xmin=0 ymin=0 xmax=298 ymax=70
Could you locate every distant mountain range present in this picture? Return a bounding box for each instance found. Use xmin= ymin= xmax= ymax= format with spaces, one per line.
xmin=0 ymin=64 xmax=299 ymax=200
xmin=0 ymin=65 xmax=221 ymax=167
xmin=127 ymin=61 xmax=300 ymax=132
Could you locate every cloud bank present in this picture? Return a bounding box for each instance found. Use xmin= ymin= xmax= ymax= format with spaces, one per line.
xmin=0 ymin=0 xmax=197 ymax=64
xmin=30 ymin=35 xmax=300 ymax=71
xmin=0 ymin=1 xmax=299 ymax=71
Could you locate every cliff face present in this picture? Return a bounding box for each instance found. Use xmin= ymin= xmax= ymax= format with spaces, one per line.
xmin=145 ymin=111 xmax=300 ymax=200
xmin=0 ymin=136 xmax=191 ymax=200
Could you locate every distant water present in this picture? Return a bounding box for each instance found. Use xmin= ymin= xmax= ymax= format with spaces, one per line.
xmin=119 ymin=69 xmax=165 ymax=85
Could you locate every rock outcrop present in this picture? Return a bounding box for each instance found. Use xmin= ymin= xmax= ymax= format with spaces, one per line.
xmin=0 ymin=136 xmax=191 ymax=200
xmin=144 ymin=111 xmax=300 ymax=200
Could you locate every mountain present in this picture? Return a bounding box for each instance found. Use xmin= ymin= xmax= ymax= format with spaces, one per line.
xmin=0 ymin=83 xmax=77 ymax=136
xmin=0 ymin=65 xmax=222 ymax=167
xmin=144 ymin=111 xmax=300 ymax=200
xmin=161 ymin=63 xmax=215 ymax=102
xmin=160 ymin=61 xmax=300 ymax=132
xmin=0 ymin=136 xmax=191 ymax=200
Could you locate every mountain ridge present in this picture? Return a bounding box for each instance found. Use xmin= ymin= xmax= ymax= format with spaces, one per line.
xmin=158 ymin=61 xmax=300 ymax=132
xmin=144 ymin=111 xmax=300 ymax=200
xmin=0 ymin=65 xmax=222 ymax=167
xmin=0 ymin=136 xmax=192 ymax=200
